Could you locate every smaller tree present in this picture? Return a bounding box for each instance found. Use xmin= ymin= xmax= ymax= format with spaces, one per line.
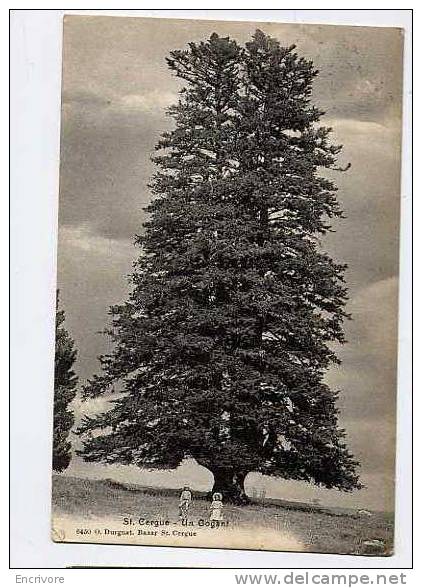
xmin=53 ymin=292 xmax=78 ymax=472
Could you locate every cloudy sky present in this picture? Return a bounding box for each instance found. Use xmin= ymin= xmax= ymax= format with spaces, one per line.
xmin=57 ymin=15 xmax=404 ymax=511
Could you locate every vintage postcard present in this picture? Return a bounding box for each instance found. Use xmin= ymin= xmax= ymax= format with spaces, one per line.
xmin=52 ymin=14 xmax=404 ymax=555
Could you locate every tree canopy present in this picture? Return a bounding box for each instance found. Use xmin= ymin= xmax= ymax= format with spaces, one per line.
xmin=77 ymin=31 xmax=360 ymax=502
xmin=53 ymin=292 xmax=78 ymax=473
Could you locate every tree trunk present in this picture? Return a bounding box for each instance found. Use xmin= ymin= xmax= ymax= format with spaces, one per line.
xmin=210 ymin=469 xmax=249 ymax=504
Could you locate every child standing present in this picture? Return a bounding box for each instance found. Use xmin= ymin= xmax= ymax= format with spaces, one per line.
xmin=210 ymin=492 xmax=224 ymax=521
xmin=179 ymin=485 xmax=192 ymax=518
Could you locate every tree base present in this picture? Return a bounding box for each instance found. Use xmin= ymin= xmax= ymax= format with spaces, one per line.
xmin=210 ymin=470 xmax=250 ymax=505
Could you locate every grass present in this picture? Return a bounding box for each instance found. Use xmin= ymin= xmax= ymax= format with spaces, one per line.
xmin=51 ymin=475 xmax=394 ymax=556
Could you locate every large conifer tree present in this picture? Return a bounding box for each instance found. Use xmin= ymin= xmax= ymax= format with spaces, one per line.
xmin=78 ymin=31 xmax=360 ymax=502
xmin=53 ymin=292 xmax=78 ymax=472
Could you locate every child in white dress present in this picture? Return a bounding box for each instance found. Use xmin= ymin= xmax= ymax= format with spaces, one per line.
xmin=210 ymin=492 xmax=224 ymax=521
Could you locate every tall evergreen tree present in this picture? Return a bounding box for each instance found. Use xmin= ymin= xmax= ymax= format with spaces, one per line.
xmin=53 ymin=292 xmax=78 ymax=472
xmin=78 ymin=32 xmax=360 ymax=502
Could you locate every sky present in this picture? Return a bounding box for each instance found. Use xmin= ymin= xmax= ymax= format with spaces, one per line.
xmin=57 ymin=15 xmax=404 ymax=511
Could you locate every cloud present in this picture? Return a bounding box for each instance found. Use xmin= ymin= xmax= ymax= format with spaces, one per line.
xmin=321 ymin=114 xmax=401 ymax=291
xmin=305 ymin=24 xmax=403 ymax=123
xmin=323 ymin=275 xmax=398 ymax=493
xmin=325 ymin=116 xmax=402 ymax=160
xmin=59 ymin=225 xmax=134 ymax=258
xmin=57 ymin=225 xmax=135 ymax=384
xmin=119 ymin=91 xmax=178 ymax=113
xmin=341 ymin=416 xmax=395 ymax=475
xmin=62 ymin=87 xmax=178 ymax=117
xmin=58 ymin=106 xmax=163 ymax=241
xmin=351 ymin=276 xmax=399 ymax=343
xmin=327 ymin=275 xmax=398 ymax=402
xmin=62 ymin=89 xmax=112 ymax=107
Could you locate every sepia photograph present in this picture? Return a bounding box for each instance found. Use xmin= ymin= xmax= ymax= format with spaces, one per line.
xmin=51 ymin=14 xmax=404 ymax=556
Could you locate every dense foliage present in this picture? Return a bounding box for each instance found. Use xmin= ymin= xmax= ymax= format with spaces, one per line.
xmin=53 ymin=292 xmax=78 ymax=472
xmin=78 ymin=31 xmax=360 ymax=502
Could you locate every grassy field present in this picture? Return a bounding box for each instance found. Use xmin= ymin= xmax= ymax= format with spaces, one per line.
xmin=51 ymin=475 xmax=394 ymax=556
